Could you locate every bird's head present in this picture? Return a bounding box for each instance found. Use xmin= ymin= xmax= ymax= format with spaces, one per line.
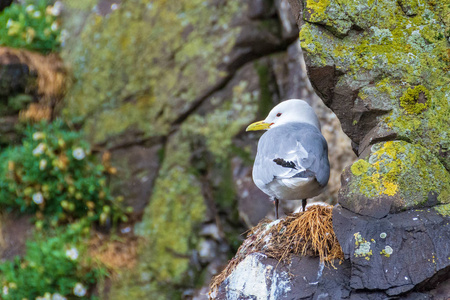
xmin=246 ymin=99 xmax=321 ymax=132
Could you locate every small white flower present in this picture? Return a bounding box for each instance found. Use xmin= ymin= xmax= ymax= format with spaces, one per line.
xmin=32 ymin=192 xmax=44 ymax=204
xmin=59 ymin=29 xmax=68 ymax=46
xmin=72 ymin=147 xmax=85 ymax=160
xmin=32 ymin=132 xmax=45 ymax=140
xmin=6 ymin=19 xmax=13 ymax=28
xmin=52 ymin=293 xmax=67 ymax=300
xmin=33 ymin=11 xmax=41 ymax=18
xmin=73 ymin=282 xmax=87 ymax=297
xmin=32 ymin=143 xmax=46 ymax=156
xmin=50 ymin=1 xmax=62 ymax=16
xmin=43 ymin=292 xmax=52 ymax=300
xmin=51 ymin=21 xmax=59 ymax=31
xmin=111 ymin=3 xmax=118 ymax=10
xmin=65 ymin=247 xmax=79 ymax=260
xmin=2 ymin=285 xmax=8 ymax=295
xmin=25 ymin=4 xmax=35 ymax=12
xmin=39 ymin=159 xmax=47 ymax=170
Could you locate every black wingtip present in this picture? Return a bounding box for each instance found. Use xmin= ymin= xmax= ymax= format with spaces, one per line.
xmin=273 ymin=158 xmax=296 ymax=169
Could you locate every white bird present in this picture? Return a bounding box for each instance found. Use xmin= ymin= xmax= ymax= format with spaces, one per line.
xmin=246 ymin=99 xmax=330 ymax=218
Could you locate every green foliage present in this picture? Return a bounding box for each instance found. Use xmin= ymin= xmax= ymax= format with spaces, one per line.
xmin=0 ymin=225 xmax=104 ymax=299
xmin=0 ymin=120 xmax=126 ymax=227
xmin=0 ymin=0 xmax=61 ymax=52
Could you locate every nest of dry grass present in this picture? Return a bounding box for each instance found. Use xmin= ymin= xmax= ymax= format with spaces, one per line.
xmin=209 ymin=205 xmax=343 ymax=295
xmin=0 ymin=47 xmax=66 ymax=121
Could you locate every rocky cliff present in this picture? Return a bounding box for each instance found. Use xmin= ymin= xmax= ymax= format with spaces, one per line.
xmin=212 ymin=0 xmax=450 ymax=299
xmin=0 ymin=0 xmax=354 ymax=299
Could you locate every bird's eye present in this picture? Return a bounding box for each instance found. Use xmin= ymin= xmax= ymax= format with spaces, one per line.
xmin=276 ymin=113 xmax=282 ymax=117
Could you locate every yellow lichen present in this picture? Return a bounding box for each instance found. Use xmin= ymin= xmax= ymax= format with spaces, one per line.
xmin=301 ymin=0 xmax=450 ymax=169
xmin=348 ymin=141 xmax=450 ymax=208
xmin=434 ymin=203 xmax=450 ymax=216
xmin=351 ymin=159 xmax=370 ymax=176
xmin=383 ymin=180 xmax=398 ymax=196
xmin=399 ymin=85 xmax=430 ymax=114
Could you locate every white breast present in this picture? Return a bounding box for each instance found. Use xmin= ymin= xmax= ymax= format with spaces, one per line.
xmin=261 ymin=177 xmax=325 ymax=200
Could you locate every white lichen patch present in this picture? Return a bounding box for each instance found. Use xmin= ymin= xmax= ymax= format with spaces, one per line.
xmin=354 ymin=232 xmax=373 ymax=260
xmin=224 ymin=253 xmax=291 ymax=299
xmin=380 ymin=245 xmax=394 ymax=257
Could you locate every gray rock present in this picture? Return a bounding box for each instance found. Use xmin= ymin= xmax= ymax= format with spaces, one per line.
xmin=109 ymin=143 xmax=163 ymax=216
xmin=333 ymin=205 xmax=450 ymax=296
xmin=213 ymin=205 xmax=450 ymax=299
xmin=213 ymin=253 xmax=351 ymax=300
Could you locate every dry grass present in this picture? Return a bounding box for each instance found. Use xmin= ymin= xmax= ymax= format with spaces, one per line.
xmin=0 ymin=47 xmax=66 ymax=121
xmin=88 ymin=232 xmax=138 ymax=275
xmin=19 ymin=103 xmax=52 ymax=122
xmin=209 ymin=205 xmax=343 ymax=295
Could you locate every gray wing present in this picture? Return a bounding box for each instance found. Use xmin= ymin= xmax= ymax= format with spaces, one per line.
xmin=253 ymin=123 xmax=330 ymax=187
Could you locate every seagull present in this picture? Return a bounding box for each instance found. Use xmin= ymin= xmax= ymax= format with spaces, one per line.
xmin=246 ymin=99 xmax=330 ymax=218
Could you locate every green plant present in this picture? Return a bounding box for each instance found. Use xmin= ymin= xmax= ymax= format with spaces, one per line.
xmin=0 ymin=120 xmax=127 ymax=227
xmin=0 ymin=224 xmax=105 ymax=299
xmin=0 ymin=0 xmax=61 ymax=52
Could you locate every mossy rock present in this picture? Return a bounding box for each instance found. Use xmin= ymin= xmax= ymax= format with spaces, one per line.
xmin=339 ymin=141 xmax=450 ymax=218
xmin=110 ymin=165 xmax=206 ymax=299
xmin=61 ymin=0 xmax=240 ymax=146
xmin=298 ymin=0 xmax=450 ymax=167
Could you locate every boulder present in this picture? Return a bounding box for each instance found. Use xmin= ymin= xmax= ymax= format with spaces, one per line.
xmin=212 ymin=205 xmax=450 ymax=299
xmin=288 ymin=0 xmax=450 ymax=165
xmin=339 ymin=141 xmax=450 ymax=218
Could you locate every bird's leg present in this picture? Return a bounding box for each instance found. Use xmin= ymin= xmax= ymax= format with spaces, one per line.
xmin=302 ymin=199 xmax=307 ymax=212
xmin=275 ymin=198 xmax=279 ymax=219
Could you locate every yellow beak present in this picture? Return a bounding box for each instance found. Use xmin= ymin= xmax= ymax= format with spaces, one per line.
xmin=246 ymin=120 xmax=272 ymax=131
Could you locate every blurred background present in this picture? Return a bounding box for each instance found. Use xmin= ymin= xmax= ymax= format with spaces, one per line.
xmin=0 ymin=0 xmax=355 ymax=299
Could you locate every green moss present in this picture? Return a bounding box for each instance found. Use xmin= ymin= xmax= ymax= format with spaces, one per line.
xmin=303 ymin=0 xmax=352 ymax=36
xmin=300 ymin=0 xmax=450 ymax=168
xmin=63 ymin=0 xmax=96 ymax=10
xmin=299 ymin=23 xmax=328 ymax=66
xmin=61 ymin=0 xmax=240 ymax=144
xmin=112 ymin=165 xmax=206 ymax=299
xmin=141 ymin=167 xmax=205 ymax=282
xmin=434 ymin=203 xmax=450 ymax=216
xmin=181 ymin=80 xmax=258 ymax=162
xmin=399 ymin=85 xmax=430 ymax=114
xmin=348 ymin=141 xmax=450 ymax=209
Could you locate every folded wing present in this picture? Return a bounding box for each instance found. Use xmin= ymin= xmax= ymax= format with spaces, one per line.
xmin=253 ymin=123 xmax=330 ymax=190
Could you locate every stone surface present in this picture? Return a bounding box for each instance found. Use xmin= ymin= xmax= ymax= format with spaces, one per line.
xmin=213 ymin=253 xmax=351 ymax=300
xmin=213 ymin=205 xmax=450 ymax=299
xmin=109 ymin=142 xmax=163 ymax=216
xmin=38 ymin=0 xmax=354 ymax=298
xmin=333 ymin=205 xmax=450 ymax=297
xmin=339 ymin=141 xmax=450 ymax=218
xmin=213 ymin=1 xmax=450 ymax=299
xmin=0 ymin=49 xmax=36 ymax=101
xmin=289 ymin=0 xmax=450 ymax=166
